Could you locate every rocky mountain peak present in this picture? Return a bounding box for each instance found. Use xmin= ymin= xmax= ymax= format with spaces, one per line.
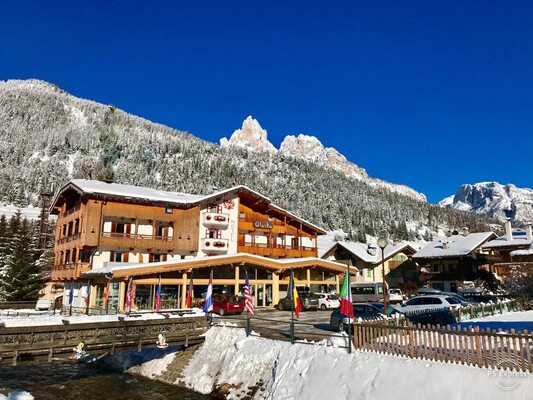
xmin=280 ymin=134 xmax=368 ymax=180
xmin=440 ymin=181 xmax=533 ymax=222
xmin=220 ymin=115 xmax=277 ymax=154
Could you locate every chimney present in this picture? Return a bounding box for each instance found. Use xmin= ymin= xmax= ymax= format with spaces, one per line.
xmin=505 ymin=218 xmax=513 ymax=242
xmin=462 ymin=227 xmax=469 ymax=236
xmin=527 ymin=224 xmax=532 ymax=241
xmin=443 ymin=241 xmax=449 ymax=249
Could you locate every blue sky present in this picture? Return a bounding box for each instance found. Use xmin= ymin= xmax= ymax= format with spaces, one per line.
xmin=2 ymin=1 xmax=532 ymax=203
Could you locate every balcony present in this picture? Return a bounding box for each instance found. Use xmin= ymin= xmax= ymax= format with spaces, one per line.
xmin=100 ymin=232 xmax=175 ymax=251
xmin=51 ymin=262 xmax=91 ymax=281
xmin=237 ymin=241 xmax=317 ymax=258
xmin=202 ymin=212 xmax=230 ymax=229
xmin=201 ymin=238 xmax=229 ymax=253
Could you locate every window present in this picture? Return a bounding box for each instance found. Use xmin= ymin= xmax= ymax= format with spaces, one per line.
xmin=207 ymin=204 xmax=222 ymax=213
xmin=165 ymin=206 xmax=173 ymax=214
xmin=112 ymin=252 xmax=123 ymax=262
xmin=432 ymin=264 xmax=443 ymax=273
xmin=448 ymin=264 xmax=458 ymax=273
xmin=367 ymin=269 xmax=372 ymax=278
xmin=206 ymin=228 xmax=221 ymax=239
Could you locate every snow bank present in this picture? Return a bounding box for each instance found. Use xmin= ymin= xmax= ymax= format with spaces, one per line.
xmin=0 ymin=392 xmax=34 ymax=400
xmin=179 ymin=326 xmax=532 ymax=400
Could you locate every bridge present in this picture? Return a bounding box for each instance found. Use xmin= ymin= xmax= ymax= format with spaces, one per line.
xmin=0 ymin=313 xmax=208 ymax=365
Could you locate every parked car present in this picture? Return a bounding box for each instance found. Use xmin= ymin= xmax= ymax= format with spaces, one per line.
xmin=368 ymin=302 xmax=404 ymax=316
xmin=200 ymin=294 xmax=244 ymax=316
xmin=417 ymin=288 xmax=473 ymax=306
xmin=315 ymin=293 xmax=340 ymax=310
xmin=461 ymin=294 xmax=500 ymax=304
xmin=397 ymin=295 xmax=462 ymax=313
xmin=416 ymin=287 xmax=443 ymax=296
xmin=330 ymin=303 xmax=384 ymax=332
xmin=277 ymin=292 xmax=319 ymax=311
xmin=388 ymin=288 xmax=404 ymax=304
xmin=35 ymin=299 xmax=51 ymax=311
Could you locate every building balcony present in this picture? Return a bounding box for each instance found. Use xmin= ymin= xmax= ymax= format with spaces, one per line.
xmin=237 ymin=241 xmax=317 ymax=258
xmin=100 ymin=232 xmax=175 ymax=251
xmin=201 ymin=238 xmax=229 ymax=253
xmin=202 ymin=212 xmax=230 ymax=229
xmin=51 ymin=262 xmax=91 ymax=281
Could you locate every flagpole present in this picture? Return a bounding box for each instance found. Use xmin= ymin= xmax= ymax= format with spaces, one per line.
xmin=347 ymin=263 xmax=352 ymax=354
xmin=290 ymin=268 xmax=295 ymax=344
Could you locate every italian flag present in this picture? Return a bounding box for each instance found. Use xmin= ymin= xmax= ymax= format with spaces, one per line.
xmin=339 ymin=273 xmax=354 ymax=318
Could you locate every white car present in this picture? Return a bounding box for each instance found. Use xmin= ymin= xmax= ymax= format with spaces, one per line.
xmin=388 ymin=288 xmax=404 ymax=304
xmin=315 ymin=293 xmax=340 ymax=310
xmin=397 ymin=295 xmax=461 ymax=314
xmin=35 ymin=299 xmax=51 ymax=311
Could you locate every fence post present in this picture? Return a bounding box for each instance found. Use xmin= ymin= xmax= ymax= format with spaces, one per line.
xmin=246 ymin=316 xmax=251 ymax=337
xmin=474 ymin=327 xmax=482 ymax=367
xmin=408 ymin=326 xmax=414 ymax=358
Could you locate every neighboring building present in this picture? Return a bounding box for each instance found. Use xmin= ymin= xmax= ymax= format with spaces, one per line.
xmin=412 ymin=230 xmax=498 ymax=292
xmin=51 ymin=180 xmax=350 ymax=311
xmin=481 ymin=220 xmax=533 ymax=277
xmin=320 ymin=240 xmax=417 ymax=288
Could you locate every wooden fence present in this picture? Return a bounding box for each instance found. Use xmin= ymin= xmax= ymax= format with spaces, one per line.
xmin=353 ymin=320 xmax=533 ymax=373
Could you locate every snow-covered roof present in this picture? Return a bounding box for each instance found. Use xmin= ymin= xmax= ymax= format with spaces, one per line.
xmin=84 ymin=252 xmax=355 ymax=278
xmin=52 ymin=179 xmax=325 ymax=234
xmin=482 ymin=230 xmax=533 ymax=249
xmin=413 ymin=232 xmax=496 ymax=260
xmin=321 ymin=240 xmax=416 ymax=265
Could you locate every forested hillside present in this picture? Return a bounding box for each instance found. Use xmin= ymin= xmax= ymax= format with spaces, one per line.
xmin=0 ymin=79 xmax=497 ymax=241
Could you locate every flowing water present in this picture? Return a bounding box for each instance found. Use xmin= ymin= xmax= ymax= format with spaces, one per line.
xmin=0 ymin=360 xmax=212 ymax=399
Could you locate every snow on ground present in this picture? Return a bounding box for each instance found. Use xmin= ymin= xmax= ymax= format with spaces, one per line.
xmin=175 ymin=324 xmax=532 ymax=400
xmin=2 ymin=310 xmax=532 ymax=399
xmin=464 ymin=310 xmax=533 ymax=322
xmin=0 ymin=308 xmax=205 ymax=327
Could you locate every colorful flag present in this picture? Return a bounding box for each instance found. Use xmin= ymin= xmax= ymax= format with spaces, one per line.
xmin=155 ymin=274 xmax=162 ymax=311
xmin=103 ymin=279 xmax=111 ymax=308
xmin=339 ymin=272 xmax=354 ymax=318
xmin=68 ymin=282 xmax=74 ymax=306
xmin=186 ymin=274 xmax=194 ymax=308
xmin=124 ymin=277 xmax=133 ymax=310
xmin=84 ymin=280 xmax=91 ymax=306
xmin=244 ymin=270 xmax=254 ymax=317
xmin=203 ymin=271 xmax=213 ymax=313
xmin=287 ymin=270 xmax=302 ymax=319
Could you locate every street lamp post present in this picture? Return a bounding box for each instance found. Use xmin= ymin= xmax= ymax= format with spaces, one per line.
xmin=377 ymin=236 xmax=388 ymax=316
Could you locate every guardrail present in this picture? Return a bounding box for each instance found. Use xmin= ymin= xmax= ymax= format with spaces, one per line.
xmin=0 ymin=313 xmax=208 ymax=365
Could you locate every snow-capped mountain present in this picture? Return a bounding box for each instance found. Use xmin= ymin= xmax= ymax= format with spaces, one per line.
xmin=439 ymin=182 xmax=533 ymax=223
xmin=220 ymin=116 xmax=277 ymax=154
xmin=220 ymin=116 xmax=426 ymax=201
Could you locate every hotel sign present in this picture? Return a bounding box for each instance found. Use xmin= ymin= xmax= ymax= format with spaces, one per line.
xmin=253 ymin=220 xmax=273 ymax=230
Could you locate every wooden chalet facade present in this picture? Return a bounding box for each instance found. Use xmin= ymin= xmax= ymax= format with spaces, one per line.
xmin=321 ymin=241 xmax=417 ymax=288
xmin=50 ymin=180 xmax=350 ymax=311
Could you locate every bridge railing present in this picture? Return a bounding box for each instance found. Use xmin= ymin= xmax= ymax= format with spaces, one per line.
xmin=0 ymin=313 xmax=208 ymax=365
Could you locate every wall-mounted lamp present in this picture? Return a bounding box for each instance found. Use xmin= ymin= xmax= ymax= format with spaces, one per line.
xmin=91 ymin=228 xmax=95 ymax=234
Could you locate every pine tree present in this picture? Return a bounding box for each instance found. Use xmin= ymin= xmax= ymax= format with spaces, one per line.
xmin=3 ymin=215 xmax=42 ymax=300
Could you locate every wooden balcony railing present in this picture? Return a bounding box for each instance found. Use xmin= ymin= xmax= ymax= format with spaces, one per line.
xmin=51 ymin=263 xmax=91 ymax=281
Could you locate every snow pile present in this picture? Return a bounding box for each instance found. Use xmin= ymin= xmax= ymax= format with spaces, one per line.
xmin=178 ymin=325 xmax=532 ymax=399
xmin=0 ymin=392 xmax=34 ymax=400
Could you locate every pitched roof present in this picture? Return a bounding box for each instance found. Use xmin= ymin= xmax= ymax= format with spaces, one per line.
xmin=52 ymin=179 xmax=325 ymax=234
xmin=83 ymin=253 xmax=356 ymax=278
xmin=482 ymin=230 xmax=533 ymax=250
xmin=321 ymin=240 xmax=417 ymax=265
xmin=413 ymin=232 xmax=497 ymax=260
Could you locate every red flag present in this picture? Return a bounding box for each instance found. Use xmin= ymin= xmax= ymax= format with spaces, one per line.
xmin=124 ymin=277 xmax=133 ymax=310
xmin=186 ymin=275 xmax=194 ymax=308
xmin=103 ymin=279 xmax=111 ymax=308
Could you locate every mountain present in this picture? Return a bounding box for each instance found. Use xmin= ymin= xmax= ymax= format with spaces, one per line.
xmin=220 ymin=116 xmax=426 ymax=201
xmin=439 ymin=182 xmax=533 ymax=223
xmin=0 ymin=79 xmax=496 ymax=241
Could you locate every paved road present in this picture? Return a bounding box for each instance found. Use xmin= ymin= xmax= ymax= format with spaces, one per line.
xmin=211 ymin=308 xmax=338 ymax=342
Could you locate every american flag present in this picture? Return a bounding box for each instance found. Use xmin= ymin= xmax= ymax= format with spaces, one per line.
xmin=124 ymin=277 xmax=133 ymax=310
xmin=244 ymin=270 xmax=254 ymax=317
xmin=186 ymin=274 xmax=194 ymax=308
